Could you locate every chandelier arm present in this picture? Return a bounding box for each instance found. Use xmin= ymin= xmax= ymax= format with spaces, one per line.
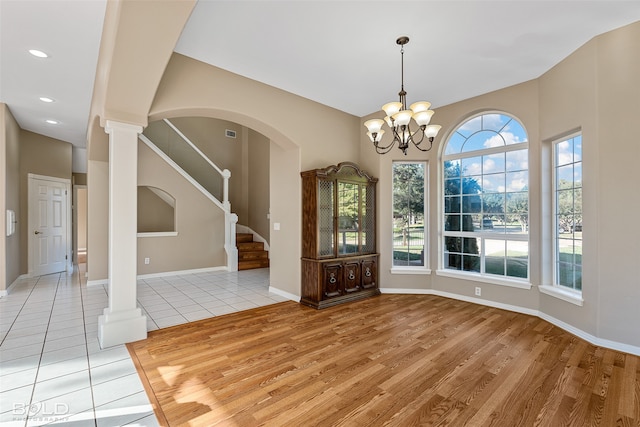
xmin=391 ymin=126 xmax=402 ymax=143
xmin=410 ymin=127 xmax=426 ymax=145
xmin=372 ymin=135 xmax=397 ymax=152
xmin=365 ymin=36 xmax=439 ymax=155
xmin=375 ymin=140 xmax=397 ymax=154
xmin=409 ymin=129 xmax=434 ymax=152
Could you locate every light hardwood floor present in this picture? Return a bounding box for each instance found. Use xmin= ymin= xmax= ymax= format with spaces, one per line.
xmin=127 ymin=294 xmax=640 ymax=426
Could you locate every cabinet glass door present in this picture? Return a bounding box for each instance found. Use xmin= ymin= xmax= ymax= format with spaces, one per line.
xmin=318 ymin=180 xmax=334 ymax=256
xmin=337 ymin=182 xmax=360 ymax=255
xmin=362 ymin=183 xmax=375 ymax=253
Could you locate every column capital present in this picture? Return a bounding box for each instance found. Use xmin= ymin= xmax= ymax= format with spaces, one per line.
xmin=104 ymin=120 xmax=143 ymax=135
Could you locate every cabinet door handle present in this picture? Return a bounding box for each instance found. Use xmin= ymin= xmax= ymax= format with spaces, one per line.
xmin=365 ymin=268 xmax=372 ymax=277
xmin=348 ymin=273 xmax=355 ymax=280
xmin=329 ymin=276 xmax=337 ymax=284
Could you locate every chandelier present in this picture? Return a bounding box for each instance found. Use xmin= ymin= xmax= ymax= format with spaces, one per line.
xmin=364 ymin=36 xmax=441 ymax=155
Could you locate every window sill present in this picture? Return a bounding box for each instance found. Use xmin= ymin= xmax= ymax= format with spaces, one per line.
xmin=137 ymin=232 xmax=178 ymax=238
xmin=390 ymin=267 xmax=431 ymax=275
xmin=435 ymin=269 xmax=532 ymax=290
xmin=539 ymin=284 xmax=583 ymax=306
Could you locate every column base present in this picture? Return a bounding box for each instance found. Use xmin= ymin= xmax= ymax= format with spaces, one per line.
xmin=98 ymin=307 xmax=147 ymax=349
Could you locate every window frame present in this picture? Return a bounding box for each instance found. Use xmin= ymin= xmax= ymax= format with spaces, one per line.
xmin=439 ymin=111 xmax=531 ymax=289
xmin=543 ymin=132 xmax=583 ymax=303
xmin=391 ymin=160 xmax=430 ymax=274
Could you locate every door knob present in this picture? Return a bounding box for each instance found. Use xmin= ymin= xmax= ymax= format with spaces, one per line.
xmin=34 ymin=230 xmax=41 ymax=235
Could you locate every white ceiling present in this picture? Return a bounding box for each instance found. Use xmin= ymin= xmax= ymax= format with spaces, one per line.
xmin=2 ymin=1 xmax=640 ymax=159
xmin=0 ymin=0 xmax=106 ymax=148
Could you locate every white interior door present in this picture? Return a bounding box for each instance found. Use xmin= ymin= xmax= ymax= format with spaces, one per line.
xmin=29 ymin=176 xmax=70 ymax=276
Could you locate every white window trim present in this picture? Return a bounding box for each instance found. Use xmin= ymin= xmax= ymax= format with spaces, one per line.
xmin=441 ymin=112 xmax=530 ymax=283
xmin=391 ymin=267 xmax=431 ymax=275
xmin=392 ymin=160 xmax=429 ymax=270
xmin=551 ymin=131 xmax=583 ymax=298
xmin=436 ymin=269 xmax=532 ymax=290
xmin=539 ymin=284 xmax=584 ymax=306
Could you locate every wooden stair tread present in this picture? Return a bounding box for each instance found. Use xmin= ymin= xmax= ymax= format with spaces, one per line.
xmin=236 ymin=232 xmax=269 ymax=271
xmin=238 ymin=251 xmax=269 ymax=260
xmin=237 ymin=241 xmax=264 ymax=250
xmin=238 ymin=259 xmax=270 ymax=270
xmin=236 ymin=233 xmax=254 ymax=243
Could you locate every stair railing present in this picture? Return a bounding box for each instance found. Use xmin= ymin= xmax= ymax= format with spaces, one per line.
xmin=140 ymin=119 xmax=238 ymax=271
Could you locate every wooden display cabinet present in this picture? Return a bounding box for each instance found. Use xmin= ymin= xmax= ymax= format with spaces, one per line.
xmin=300 ymin=162 xmax=379 ymax=309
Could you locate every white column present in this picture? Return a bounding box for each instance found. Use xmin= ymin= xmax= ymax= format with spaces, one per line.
xmin=98 ymin=120 xmax=147 ymax=348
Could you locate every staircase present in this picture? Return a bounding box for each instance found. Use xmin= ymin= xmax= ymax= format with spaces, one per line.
xmin=236 ymin=233 xmax=270 ymax=270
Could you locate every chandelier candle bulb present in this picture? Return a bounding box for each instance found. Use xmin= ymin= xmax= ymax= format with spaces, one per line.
xmin=363 ymin=119 xmax=384 ymax=134
xmin=413 ymin=110 xmax=434 ymax=126
xmin=409 ymin=102 xmax=431 ymax=113
xmin=393 ymin=110 xmax=413 ymax=126
xmin=364 ymin=36 xmax=441 ymax=155
xmin=382 ymin=102 xmax=402 ymax=117
xmin=425 ymin=125 xmax=442 ymax=139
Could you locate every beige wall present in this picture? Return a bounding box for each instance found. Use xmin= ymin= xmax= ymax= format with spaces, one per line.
xmin=18 ymin=130 xmax=72 ymax=274
xmin=269 ymin=142 xmax=300 ymax=295
xmin=591 ymin=22 xmax=640 ymax=345
xmin=247 ymin=129 xmax=270 ymax=242
xmin=147 ymin=53 xmax=360 ymax=296
xmin=1 ymin=104 xmax=6 ymax=291
xmin=137 ymin=186 xmax=174 ymax=233
xmin=87 ymin=159 xmax=108 ymax=281
xmin=537 ymin=28 xmax=599 ymax=337
xmin=76 ymin=188 xmax=87 ymax=251
xmin=2 ymin=104 xmax=22 ymax=290
xmin=73 ymin=173 xmax=88 ymax=264
xmin=2 ymin=107 xmax=76 ymax=288
xmin=79 ymin=1 xmax=639 ymax=350
xmin=361 ymin=22 xmax=640 ymax=349
xmin=149 ymin=54 xmax=361 ymax=172
xmin=144 ymin=116 xmax=271 ymax=241
xmin=137 ymin=141 xmax=225 ymax=274
xmin=73 ymin=172 xmax=87 ymax=186
xmin=167 ymin=116 xmax=246 ymax=222
xmin=365 ymin=80 xmax=540 ymax=305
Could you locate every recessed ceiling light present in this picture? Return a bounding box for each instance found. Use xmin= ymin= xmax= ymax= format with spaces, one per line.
xmin=29 ymin=49 xmax=49 ymax=58
xmin=45 ymin=119 xmax=59 ymax=125
xmin=39 ymin=97 xmax=55 ymax=103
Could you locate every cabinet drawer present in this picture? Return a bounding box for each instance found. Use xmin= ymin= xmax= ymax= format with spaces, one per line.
xmin=361 ymin=257 xmax=377 ymax=289
xmin=322 ymin=262 xmax=343 ymax=298
xmin=343 ymin=261 xmax=361 ymax=293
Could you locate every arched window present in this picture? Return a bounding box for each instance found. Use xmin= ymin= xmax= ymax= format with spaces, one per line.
xmin=442 ymin=112 xmax=529 ymax=281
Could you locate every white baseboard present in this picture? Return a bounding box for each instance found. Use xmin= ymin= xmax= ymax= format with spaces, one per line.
xmin=537 ymin=311 xmax=640 ymax=357
xmin=88 ymin=266 xmax=230 ymax=286
xmin=268 ymin=286 xmax=300 ymax=302
xmin=380 ymin=287 xmax=640 ymax=357
xmin=0 ymin=274 xmax=28 ymax=297
xmin=87 ymin=279 xmax=108 ymax=287
xmin=137 ymin=266 xmax=227 ymax=280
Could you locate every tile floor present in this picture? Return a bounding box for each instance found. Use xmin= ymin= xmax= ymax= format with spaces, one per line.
xmin=0 ymin=265 xmax=286 ymax=426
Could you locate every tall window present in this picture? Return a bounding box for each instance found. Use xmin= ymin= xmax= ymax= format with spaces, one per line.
xmin=393 ymin=162 xmax=426 ymax=267
xmin=554 ymin=134 xmax=582 ymax=291
xmin=442 ymin=113 xmax=529 ymax=280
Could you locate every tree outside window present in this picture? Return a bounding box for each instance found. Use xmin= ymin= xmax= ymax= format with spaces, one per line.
xmin=393 ymin=162 xmax=426 ymax=267
xmin=554 ymin=134 xmax=582 ymax=291
xmin=442 ymin=112 xmax=529 ymax=279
